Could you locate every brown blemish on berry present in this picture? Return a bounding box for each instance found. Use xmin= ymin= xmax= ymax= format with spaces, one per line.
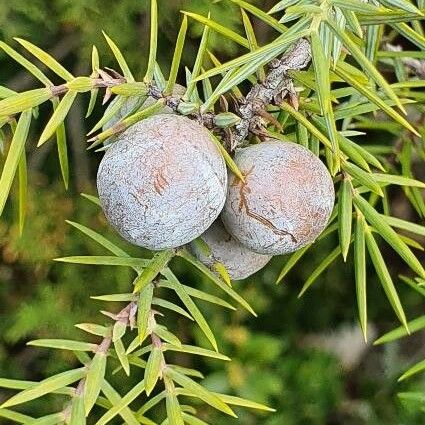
xmin=234 ymin=166 xmax=296 ymax=243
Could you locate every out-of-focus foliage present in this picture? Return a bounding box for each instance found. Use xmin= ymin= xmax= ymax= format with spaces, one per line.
xmin=0 ymin=0 xmax=244 ymax=75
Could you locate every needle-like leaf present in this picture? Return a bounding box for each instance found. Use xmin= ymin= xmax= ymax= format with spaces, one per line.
xmin=298 ymin=246 xmax=342 ymax=297
xmin=165 ymin=377 xmax=184 ymax=425
xmin=177 ymin=249 xmax=256 ymax=316
xmin=241 ymin=9 xmax=265 ymax=80
xmin=364 ymin=225 xmax=408 ymax=330
xmin=183 ymin=12 xmax=248 ymax=48
xmin=230 ymin=0 xmax=286 ymax=32
xmin=145 ymin=0 xmax=158 ymax=82
xmin=185 ymin=16 xmax=210 ymax=100
xmin=158 ymin=280 xmax=236 ymax=310
xmin=0 ymin=41 xmax=51 ymax=86
xmin=53 ymin=101 xmax=69 ymax=189
xmin=165 ymin=16 xmax=188 ymax=94
xmin=163 ymin=269 xmax=218 ymax=352
xmin=28 ymin=339 xmax=97 ymax=352
xmin=310 ymin=30 xmax=340 ymax=170
xmin=326 ymin=19 xmax=405 ymax=113
xmin=334 ymin=65 xmax=419 ymax=135
xmin=38 ymin=91 xmax=77 ymax=146
xmin=342 ymin=162 xmax=383 ymax=196
xmin=145 ymin=347 xmax=163 ymax=395
xmin=354 ymin=194 xmax=425 ymax=278
xmin=0 ymin=109 xmax=31 ymax=216
xmin=339 ymin=177 xmax=353 ymax=261
xmin=14 ymin=38 xmax=74 ymax=81
xmin=17 ymin=147 xmax=27 ymax=234
xmin=70 ymin=391 xmax=86 ymax=425
xmin=0 ymin=88 xmax=51 ymax=117
xmin=1 ymin=368 xmax=85 ymax=408
xmin=102 ymin=31 xmax=134 ymax=82
xmin=374 ymin=315 xmax=425 ymax=345
xmin=354 ymin=210 xmax=368 ymax=341
xmin=166 ymin=368 xmax=236 ymax=417
xmin=137 ymin=283 xmax=154 ymax=343
xmin=85 ymin=351 xmax=107 ymax=414
xmin=96 ymin=380 xmax=145 ymax=425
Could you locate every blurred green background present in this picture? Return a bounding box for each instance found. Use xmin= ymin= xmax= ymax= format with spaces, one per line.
xmin=1 ymin=1 xmax=424 ymax=424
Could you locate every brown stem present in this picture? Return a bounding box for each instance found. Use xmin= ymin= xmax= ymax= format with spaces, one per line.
xmin=145 ymin=39 xmax=312 ymax=149
xmin=231 ymin=38 xmax=311 ymax=149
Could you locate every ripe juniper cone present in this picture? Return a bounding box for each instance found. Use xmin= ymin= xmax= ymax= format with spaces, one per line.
xmin=190 ymin=220 xmax=272 ymax=280
xmin=97 ymin=114 xmax=227 ymax=250
xmin=221 ymin=139 xmax=335 ymax=255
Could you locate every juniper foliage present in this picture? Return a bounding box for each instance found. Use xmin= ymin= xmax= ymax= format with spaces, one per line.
xmin=0 ymin=0 xmax=425 ymax=423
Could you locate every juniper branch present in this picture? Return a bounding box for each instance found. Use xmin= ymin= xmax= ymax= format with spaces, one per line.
xmin=146 ymin=38 xmax=312 ymax=149
xmin=231 ymin=38 xmax=311 ymax=149
xmin=1 ymin=38 xmax=311 ymax=151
